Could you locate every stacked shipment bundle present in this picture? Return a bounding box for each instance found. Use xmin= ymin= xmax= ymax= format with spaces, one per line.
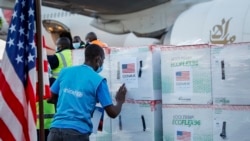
xmin=160 ymin=42 xmax=250 ymax=141
xmin=70 ymin=42 xmax=250 ymax=141
xmin=160 ymin=44 xmax=213 ymax=141
xmin=211 ymin=43 xmax=250 ymax=141
xmin=109 ymin=46 xmax=163 ymax=141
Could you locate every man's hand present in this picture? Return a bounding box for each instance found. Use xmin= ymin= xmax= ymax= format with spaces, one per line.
xmin=115 ymin=83 xmax=127 ymax=104
xmin=105 ymin=83 xmax=127 ymax=118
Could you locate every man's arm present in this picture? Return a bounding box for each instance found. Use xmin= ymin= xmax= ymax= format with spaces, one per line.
xmin=47 ymin=92 xmax=58 ymax=111
xmin=102 ymin=83 xmax=127 ymax=118
xmin=104 ymin=102 xmax=124 ymax=118
xmin=47 ymin=55 xmax=59 ymax=69
xmin=47 ymin=92 xmax=58 ymax=105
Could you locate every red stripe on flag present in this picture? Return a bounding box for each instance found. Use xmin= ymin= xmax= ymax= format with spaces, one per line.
xmin=0 ymin=70 xmax=30 ymax=141
xmin=35 ymin=40 xmax=51 ymax=101
xmin=42 ymin=38 xmax=51 ymax=99
xmin=44 ymin=60 xmax=49 ymax=72
xmin=44 ymin=85 xmax=51 ymax=99
xmin=26 ymin=76 xmax=37 ymax=122
xmin=0 ymin=119 xmax=15 ymax=141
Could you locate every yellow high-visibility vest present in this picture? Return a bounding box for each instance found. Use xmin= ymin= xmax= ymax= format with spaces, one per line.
xmin=51 ymin=49 xmax=72 ymax=79
xmin=36 ymin=100 xmax=55 ymax=129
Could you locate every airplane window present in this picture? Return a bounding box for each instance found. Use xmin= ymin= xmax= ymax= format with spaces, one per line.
xmin=57 ymin=12 xmax=60 ymax=18
xmin=50 ymin=13 xmax=53 ymax=18
xmin=54 ymin=13 xmax=56 ymax=18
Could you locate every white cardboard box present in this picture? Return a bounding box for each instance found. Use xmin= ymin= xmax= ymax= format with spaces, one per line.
xmin=161 ymin=44 xmax=212 ymax=104
xmin=111 ymin=99 xmax=163 ymax=141
xmin=162 ymin=104 xmax=213 ymax=141
xmin=211 ymin=42 xmax=250 ymax=105
xmin=109 ymin=46 xmax=162 ymax=100
xmin=89 ymin=132 xmax=112 ymax=141
xmin=213 ymin=105 xmax=250 ymax=141
xmin=89 ymin=111 xmax=112 ymax=141
xmin=71 ymin=48 xmax=85 ymax=66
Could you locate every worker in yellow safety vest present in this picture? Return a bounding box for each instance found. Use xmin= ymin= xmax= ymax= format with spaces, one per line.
xmin=47 ymin=36 xmax=73 ymax=85
xmin=37 ymin=36 xmax=73 ymax=141
xmin=36 ymin=100 xmax=55 ymax=141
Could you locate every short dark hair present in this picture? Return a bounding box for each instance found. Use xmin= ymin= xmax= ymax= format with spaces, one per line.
xmin=85 ymin=44 xmax=104 ymax=61
xmin=59 ymin=31 xmax=73 ymax=49
xmin=85 ymin=32 xmax=97 ymax=41
xmin=56 ymin=37 xmax=71 ymax=49
xmin=73 ymin=36 xmax=81 ymax=40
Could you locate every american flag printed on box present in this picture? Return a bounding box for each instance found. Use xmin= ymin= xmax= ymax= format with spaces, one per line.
xmin=176 ymin=71 xmax=190 ymax=81
xmin=177 ymin=130 xmax=191 ymax=141
xmin=122 ymin=63 xmax=135 ymax=73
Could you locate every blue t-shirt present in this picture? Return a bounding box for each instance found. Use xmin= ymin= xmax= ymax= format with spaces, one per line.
xmin=50 ymin=65 xmax=113 ymax=134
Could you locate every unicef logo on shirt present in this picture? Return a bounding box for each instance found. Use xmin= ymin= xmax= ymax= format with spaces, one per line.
xmin=64 ymin=88 xmax=83 ymax=98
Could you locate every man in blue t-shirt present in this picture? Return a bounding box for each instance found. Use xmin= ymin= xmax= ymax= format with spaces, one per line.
xmin=47 ymin=44 xmax=127 ymax=141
